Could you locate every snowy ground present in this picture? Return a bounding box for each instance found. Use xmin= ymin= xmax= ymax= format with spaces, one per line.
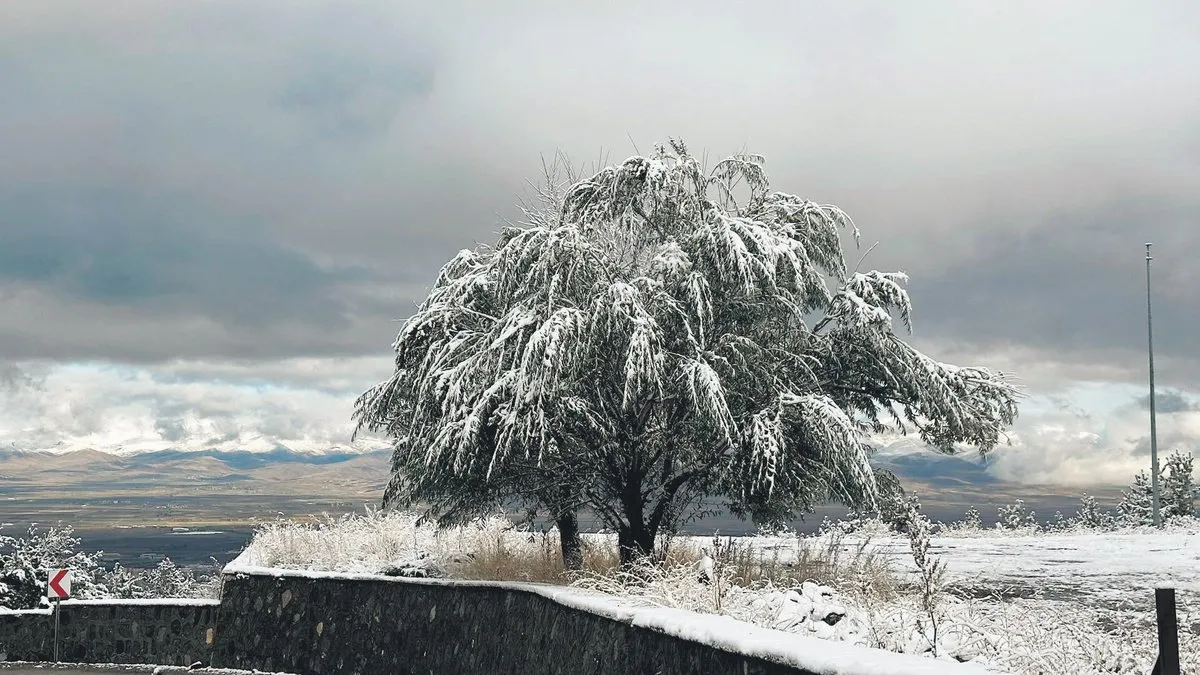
xmin=749 ymin=527 xmax=1200 ymax=608
xmin=239 ymin=512 xmax=1200 ymax=673
xmin=723 ymin=525 xmax=1200 ymax=672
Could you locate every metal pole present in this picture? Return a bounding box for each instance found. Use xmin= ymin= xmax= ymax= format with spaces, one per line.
xmin=53 ymin=598 xmax=60 ymax=663
xmin=1146 ymin=243 xmax=1162 ymax=528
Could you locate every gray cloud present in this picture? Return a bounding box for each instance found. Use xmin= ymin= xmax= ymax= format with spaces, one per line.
xmin=1 ymin=1 xmax=1200 ymax=467
xmin=1 ymin=0 xmax=1194 ymax=371
xmin=0 ymin=187 xmax=370 ymax=323
xmin=1138 ymin=391 xmax=1200 ymax=414
xmin=905 ymin=195 xmax=1200 ymax=385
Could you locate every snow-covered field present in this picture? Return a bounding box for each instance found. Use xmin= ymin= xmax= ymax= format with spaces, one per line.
xmin=240 ymin=512 xmax=1200 ymax=674
xmin=740 ymin=523 xmax=1200 ymax=607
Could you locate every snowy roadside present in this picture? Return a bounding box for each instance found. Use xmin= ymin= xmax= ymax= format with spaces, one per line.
xmin=235 ymin=511 xmax=1200 ymax=673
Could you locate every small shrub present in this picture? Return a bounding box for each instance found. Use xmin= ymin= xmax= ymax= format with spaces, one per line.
xmin=902 ymin=502 xmax=947 ymax=655
xmin=939 ymin=507 xmax=984 ymax=535
xmin=996 ymin=500 xmax=1038 ymax=531
xmin=1072 ymin=493 xmax=1115 ymax=530
xmin=104 ymin=558 xmax=216 ymax=600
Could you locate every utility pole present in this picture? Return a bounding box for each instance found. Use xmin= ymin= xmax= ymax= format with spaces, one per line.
xmin=1146 ymin=243 xmax=1162 ymax=528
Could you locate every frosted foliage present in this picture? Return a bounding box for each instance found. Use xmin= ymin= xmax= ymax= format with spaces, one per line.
xmin=355 ymin=140 xmax=1019 ymax=550
xmin=1118 ymin=451 xmax=1197 ymax=526
xmin=0 ymin=525 xmax=108 ymax=609
xmin=1162 ymin=451 xmax=1197 ymax=520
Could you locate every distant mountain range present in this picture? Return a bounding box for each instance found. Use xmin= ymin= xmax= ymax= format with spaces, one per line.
xmin=1 ymin=439 xmax=385 ymax=457
xmin=0 ymin=442 xmax=1123 ymax=521
xmin=0 ymin=446 xmax=392 ymax=499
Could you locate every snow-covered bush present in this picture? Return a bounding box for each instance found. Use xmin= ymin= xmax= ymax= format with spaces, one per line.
xmin=996 ymin=499 xmax=1038 ymax=531
xmin=901 ymin=502 xmax=947 ymax=655
xmin=939 ymin=507 xmax=984 ymax=535
xmin=1072 ymin=493 xmax=1117 ymax=529
xmin=1118 ymin=470 xmax=1156 ymax=525
xmin=0 ymin=525 xmax=108 ymax=609
xmin=242 ymin=508 xmax=592 ymax=582
xmin=1118 ymin=450 xmax=1197 ymax=525
xmin=104 ymin=558 xmax=219 ymax=600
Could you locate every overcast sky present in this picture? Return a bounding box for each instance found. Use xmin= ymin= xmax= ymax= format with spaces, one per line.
xmin=1 ymin=1 xmax=1198 ymax=485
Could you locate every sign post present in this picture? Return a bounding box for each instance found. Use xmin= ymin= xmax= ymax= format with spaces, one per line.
xmin=1152 ymin=588 xmax=1180 ymax=675
xmin=46 ymin=569 xmax=71 ymax=663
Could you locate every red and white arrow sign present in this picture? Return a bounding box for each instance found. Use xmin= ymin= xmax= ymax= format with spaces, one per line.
xmin=47 ymin=569 xmax=71 ymax=600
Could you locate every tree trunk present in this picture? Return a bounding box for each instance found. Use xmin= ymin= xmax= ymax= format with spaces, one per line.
xmin=617 ymin=521 xmax=657 ymax=568
xmin=555 ymin=510 xmax=584 ymax=571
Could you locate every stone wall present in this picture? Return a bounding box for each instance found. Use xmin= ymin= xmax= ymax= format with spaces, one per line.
xmin=0 ymin=600 xmax=217 ymax=666
xmin=2 ymin=571 xmax=977 ymax=675
xmin=211 ymin=572 xmax=817 ymax=675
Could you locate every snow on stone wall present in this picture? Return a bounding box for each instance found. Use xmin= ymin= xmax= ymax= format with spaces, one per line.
xmin=212 ymin=566 xmax=987 ymax=675
xmin=3 ymin=567 xmax=988 ymax=674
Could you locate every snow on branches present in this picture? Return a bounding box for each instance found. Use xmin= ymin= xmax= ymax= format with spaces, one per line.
xmin=355 ymin=140 xmax=1020 ymax=560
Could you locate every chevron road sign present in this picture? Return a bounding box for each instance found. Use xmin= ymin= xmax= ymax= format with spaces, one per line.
xmin=47 ymin=569 xmax=71 ymax=600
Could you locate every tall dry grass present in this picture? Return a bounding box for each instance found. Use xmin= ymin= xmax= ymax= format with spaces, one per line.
xmin=241 ymin=508 xmax=897 ymax=599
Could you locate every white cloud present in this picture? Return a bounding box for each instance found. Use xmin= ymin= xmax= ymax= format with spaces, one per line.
xmin=0 ymin=358 xmax=392 ymax=455
xmin=6 ymin=357 xmax=1197 ymax=493
xmin=986 ymin=386 xmax=1200 ymax=485
xmin=1 ymin=0 xmax=1198 ymax=488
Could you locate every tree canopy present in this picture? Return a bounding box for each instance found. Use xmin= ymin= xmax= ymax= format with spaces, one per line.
xmin=355 ymin=140 xmax=1020 ymax=564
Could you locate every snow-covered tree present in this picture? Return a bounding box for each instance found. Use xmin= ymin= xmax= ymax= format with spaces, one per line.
xmin=0 ymin=525 xmax=108 ymax=609
xmin=1118 ymin=470 xmax=1156 ymax=526
xmin=383 ymin=439 xmax=588 ymax=569
xmin=105 ymin=558 xmax=216 ymax=600
xmin=1117 ymin=451 xmax=1196 ymax=526
xmin=355 ymin=140 xmax=1020 ymax=565
xmin=1162 ymin=450 xmax=1196 ymax=520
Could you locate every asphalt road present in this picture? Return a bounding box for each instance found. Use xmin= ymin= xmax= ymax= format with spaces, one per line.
xmin=0 ymin=667 xmax=154 ymax=672
xmin=0 ymin=667 xmax=227 ymax=674
xmin=0 ymin=666 xmax=278 ymax=675
xmin=0 ymin=669 xmax=158 ymax=674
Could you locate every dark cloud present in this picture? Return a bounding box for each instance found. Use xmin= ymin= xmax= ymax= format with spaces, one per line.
xmin=905 ymin=195 xmax=1200 ymax=385
xmin=0 ymin=187 xmax=370 ymax=324
xmin=0 ymin=0 xmax=1198 ymax=378
xmin=1137 ymin=390 xmax=1200 ymax=415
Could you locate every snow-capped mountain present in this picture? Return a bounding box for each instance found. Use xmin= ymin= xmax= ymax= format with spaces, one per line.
xmin=2 ymin=437 xmax=388 ymax=457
